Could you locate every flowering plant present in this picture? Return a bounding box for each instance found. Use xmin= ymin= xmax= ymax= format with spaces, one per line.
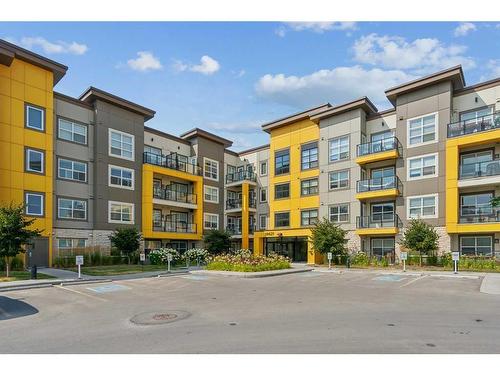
xmin=183 ymin=248 xmax=209 ymax=263
xmin=149 ymin=248 xmax=181 ymax=265
xmin=206 ymin=252 xmax=290 ymax=272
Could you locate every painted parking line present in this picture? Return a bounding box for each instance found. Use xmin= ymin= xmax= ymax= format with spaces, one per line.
xmin=400 ymin=275 xmax=428 ymax=288
xmin=86 ymin=284 xmax=131 ymax=294
xmin=54 ymin=285 xmax=107 ymax=302
xmin=372 ymin=275 xmax=407 ymax=282
xmin=180 ymin=275 xmax=209 ymax=281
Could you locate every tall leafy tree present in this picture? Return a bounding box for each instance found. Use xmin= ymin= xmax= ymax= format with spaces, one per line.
xmin=109 ymin=227 xmax=142 ymax=264
xmin=203 ymin=229 xmax=232 ymax=255
xmin=310 ymin=218 xmax=347 ymax=257
xmin=0 ymin=203 xmax=41 ymax=277
xmin=400 ymin=219 xmax=439 ymax=266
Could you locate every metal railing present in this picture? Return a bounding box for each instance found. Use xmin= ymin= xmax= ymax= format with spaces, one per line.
xmin=226 ymin=170 xmax=257 ymax=184
xmin=225 ymin=198 xmax=257 ymax=209
xmin=447 ymin=111 xmax=500 ymax=138
xmin=356 ymin=214 xmax=402 ymax=229
xmin=356 ymin=136 xmax=401 ymax=157
xmin=153 ymin=221 xmax=197 ymax=233
xmin=356 ymin=175 xmax=402 ymax=194
xmin=143 ymin=152 xmax=202 ymax=175
xmin=226 ymin=225 xmax=242 ymax=235
xmin=459 ymin=208 xmax=500 ymax=223
xmin=459 ymin=159 xmax=500 ymax=179
xmin=153 ymin=186 xmax=197 ymax=204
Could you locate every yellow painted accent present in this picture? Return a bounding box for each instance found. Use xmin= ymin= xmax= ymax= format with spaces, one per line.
xmin=355 ymin=149 xmax=399 ymax=165
xmin=241 ymin=182 xmax=250 ymax=249
xmin=142 ymin=163 xmax=203 ymax=241
xmin=356 ymin=188 xmax=399 ymax=201
xmin=0 ymin=58 xmax=54 ymax=265
xmin=355 ymin=227 xmax=399 ymax=236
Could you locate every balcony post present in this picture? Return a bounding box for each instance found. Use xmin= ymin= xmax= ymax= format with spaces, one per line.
xmin=242 ymin=182 xmax=250 ymax=249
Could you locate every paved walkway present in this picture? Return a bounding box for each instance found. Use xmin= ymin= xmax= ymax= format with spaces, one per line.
xmin=37 ymin=267 xmax=100 ymax=280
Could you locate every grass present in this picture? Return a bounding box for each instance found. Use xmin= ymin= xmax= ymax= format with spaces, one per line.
xmin=0 ymin=271 xmax=56 ymax=282
xmin=65 ymin=264 xmax=180 ymax=276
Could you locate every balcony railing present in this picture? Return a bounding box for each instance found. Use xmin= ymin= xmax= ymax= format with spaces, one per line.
xmin=447 ymin=112 xmax=500 ymax=138
xmin=226 ymin=170 xmax=257 ymax=184
xmin=356 ymin=214 xmax=402 ymax=229
xmin=225 ymin=198 xmax=257 ymax=209
xmin=143 ymin=152 xmax=202 ymax=175
xmin=153 ymin=186 xmax=197 ymax=204
xmin=356 ymin=175 xmax=402 ymax=194
xmin=459 ymin=208 xmax=500 ymax=223
xmin=459 ymin=160 xmax=500 ymax=179
xmin=226 ymin=225 xmax=242 ymax=235
xmin=153 ymin=221 xmax=197 ymax=233
xmin=356 ymin=136 xmax=401 ymax=157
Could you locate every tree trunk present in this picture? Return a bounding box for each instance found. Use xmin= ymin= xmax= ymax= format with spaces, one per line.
xmin=419 ymin=251 xmax=422 ymax=267
xmin=5 ymin=257 xmax=10 ymax=278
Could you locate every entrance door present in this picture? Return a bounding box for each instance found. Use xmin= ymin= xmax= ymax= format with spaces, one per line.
xmin=28 ymin=237 xmax=49 ymax=267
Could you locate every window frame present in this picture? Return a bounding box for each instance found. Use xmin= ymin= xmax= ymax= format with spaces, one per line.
xmin=274 ymin=211 xmax=290 ymax=228
xmin=25 ymin=103 xmax=45 ymax=132
xmin=328 ymin=135 xmax=350 ymax=163
xmin=108 ymin=201 xmax=135 ymax=224
xmin=260 ymin=187 xmax=267 ymax=203
xmin=25 ymin=148 xmax=45 ymax=174
xmin=108 ymin=164 xmax=135 ymax=190
xmin=274 ymin=182 xmax=290 ymax=200
xmin=301 ymin=142 xmax=319 ymax=170
xmin=460 ymin=235 xmax=494 ymax=256
xmin=57 ymin=238 xmax=87 ymax=250
xmin=203 ymin=213 xmax=219 ymax=230
xmin=260 ymin=161 xmax=268 ymax=176
xmin=259 ymin=214 xmax=268 ymax=230
xmin=407 ymin=193 xmax=438 ymax=219
xmin=329 ymin=169 xmax=350 ymax=190
xmin=407 ymin=112 xmax=438 ymax=148
xmin=204 ymin=185 xmax=219 ymax=204
xmin=24 ymin=192 xmax=44 ymax=217
xmin=108 ymin=128 xmax=135 ymax=161
xmin=329 ymin=203 xmax=350 ymax=223
xmin=301 ymin=209 xmax=318 ymax=227
xmin=274 ymin=148 xmax=290 ymax=176
xmin=57 ymin=197 xmax=88 ymax=221
xmin=203 ymin=157 xmax=219 ymax=181
xmin=301 ymin=178 xmax=319 ymax=196
xmin=57 ymin=117 xmax=88 ymax=145
xmin=407 ymin=152 xmax=438 ymax=181
xmin=58 ymin=158 xmax=88 ymax=183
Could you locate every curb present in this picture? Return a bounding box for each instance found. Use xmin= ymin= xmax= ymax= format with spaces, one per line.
xmin=0 ymin=278 xmax=111 ymax=292
xmin=190 ymin=268 xmax=312 ymax=278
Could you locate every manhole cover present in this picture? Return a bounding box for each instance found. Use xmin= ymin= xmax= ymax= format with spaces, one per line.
xmin=130 ymin=310 xmax=190 ymax=325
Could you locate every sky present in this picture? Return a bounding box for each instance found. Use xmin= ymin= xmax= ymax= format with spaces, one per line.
xmin=2 ymin=21 xmax=500 ymax=151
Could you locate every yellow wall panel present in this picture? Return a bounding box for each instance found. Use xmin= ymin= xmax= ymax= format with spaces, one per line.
xmin=24 ymin=64 xmax=47 ymax=90
xmin=10 ymin=126 xmax=23 ymax=145
xmin=0 ymin=76 xmax=10 ymax=96
xmin=0 ymin=123 xmax=10 ymax=142
xmin=25 ymin=85 xmax=47 ymax=107
xmin=10 ymin=60 xmax=25 ymax=82
xmin=10 ymin=98 xmax=24 ymax=127
xmin=0 ymin=94 xmax=11 ymax=123
xmin=0 ymin=141 xmax=11 ymax=169
xmin=0 ymin=64 xmax=10 ymax=78
xmin=11 ymin=80 xmax=25 ymax=100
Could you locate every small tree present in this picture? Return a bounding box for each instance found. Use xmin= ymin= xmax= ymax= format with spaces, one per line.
xmin=310 ymin=218 xmax=347 ymax=260
xmin=109 ymin=227 xmax=142 ymax=264
xmin=203 ymin=229 xmax=232 ymax=255
xmin=0 ymin=203 xmax=41 ymax=277
xmin=400 ymin=219 xmax=438 ymax=266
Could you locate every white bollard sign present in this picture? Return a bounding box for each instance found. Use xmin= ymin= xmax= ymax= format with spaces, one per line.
xmin=452 ymin=252 xmax=460 ymax=274
xmin=167 ymin=253 xmax=173 ymax=273
xmin=327 ymin=252 xmax=333 ymax=270
xmin=75 ymin=255 xmax=84 ymax=279
xmin=400 ymin=252 xmax=408 ymax=272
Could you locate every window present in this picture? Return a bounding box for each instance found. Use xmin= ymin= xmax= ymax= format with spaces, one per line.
xmin=408 ymin=113 xmax=437 ymax=146
xmin=408 ymin=153 xmax=438 ymax=180
xmin=274 ymin=212 xmax=290 ymax=227
xmin=274 ymin=183 xmax=290 ymax=199
xmin=109 ymin=165 xmax=134 ymax=190
xmin=460 ymin=107 xmax=493 ymax=123
xmin=275 ymin=149 xmax=290 ymax=175
xmin=58 ymin=118 xmax=87 ymax=145
xmin=371 ymin=202 xmax=394 ymax=221
xmin=25 ymin=193 xmax=44 ymax=216
xmin=460 ymin=236 xmax=493 ymax=256
xmin=460 ymin=193 xmax=493 ymax=217
xmin=25 ymin=149 xmax=44 ymax=174
xmin=108 ymin=201 xmax=134 ymax=224
xmin=260 ymin=161 xmax=268 ymax=176
xmin=25 ymin=105 xmax=44 ymax=131
xmin=301 ymin=142 xmax=318 ymax=170
xmin=329 ymin=170 xmax=349 ymax=190
xmin=407 ymin=194 xmax=438 ymax=219
xmin=58 ymin=238 xmax=87 ymax=250
xmin=109 ymin=129 xmax=134 ymax=160
xmin=204 ymin=213 xmax=219 ymax=230
xmin=301 ymin=209 xmax=318 ymax=226
xmin=58 ymin=159 xmax=87 ymax=182
xmin=204 ymin=186 xmax=219 ymax=203
xmin=301 ymin=178 xmax=319 ymax=196
xmin=203 ymin=158 xmax=219 ymax=181
xmin=260 ymin=188 xmax=267 ymax=202
xmin=144 ymin=145 xmax=162 ymax=155
xmin=58 ymin=198 xmax=87 ymax=220
xmin=371 ymin=238 xmax=395 ymax=258
xmin=259 ymin=214 xmax=268 ymax=229
xmin=329 ymin=204 xmax=349 ymax=223
xmin=329 ymin=136 xmax=349 ymax=162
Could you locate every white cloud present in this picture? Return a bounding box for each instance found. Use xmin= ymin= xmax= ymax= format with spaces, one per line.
xmin=127 ymin=51 xmax=162 ymax=72
xmin=255 ymin=66 xmax=415 ymax=108
xmin=352 ymin=33 xmax=475 ymax=73
xmin=454 ymin=22 xmax=477 ymax=37
xmin=14 ymin=36 xmax=88 ymax=55
xmin=485 ymin=60 xmax=500 ymax=79
xmin=206 ymin=120 xmax=261 ymax=134
xmin=173 ymin=55 xmax=220 ymax=75
xmin=276 ymin=22 xmax=356 ymax=37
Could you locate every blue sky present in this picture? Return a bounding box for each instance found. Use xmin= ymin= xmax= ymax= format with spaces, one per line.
xmin=2 ymin=22 xmax=500 ymax=150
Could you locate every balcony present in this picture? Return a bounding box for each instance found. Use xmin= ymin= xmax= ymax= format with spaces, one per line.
xmin=225 ymin=197 xmax=257 ymax=210
xmin=226 ymin=225 xmax=242 ymax=235
xmin=144 ymin=152 xmax=201 ymax=176
xmin=447 ymin=112 xmax=500 ymax=138
xmin=459 ymin=208 xmax=500 ymax=224
xmin=356 ymin=137 xmax=401 ymax=165
xmin=356 ymin=214 xmax=401 ymax=235
xmin=226 ymin=170 xmax=257 ymax=185
xmin=153 ymin=221 xmax=197 ymax=233
xmin=153 ymin=186 xmax=197 ymax=205
xmin=356 ymin=176 xmax=402 ymax=200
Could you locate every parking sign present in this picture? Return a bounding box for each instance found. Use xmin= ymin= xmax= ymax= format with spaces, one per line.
xmin=452 ymin=252 xmax=460 ymax=261
xmin=400 ymin=252 xmax=408 ymax=260
xmin=140 ymin=253 xmax=145 ymax=262
xmin=76 ymin=255 xmax=84 ymax=265
xmin=327 ymin=252 xmax=333 ymax=260
xmin=167 ymin=254 xmax=173 ymax=262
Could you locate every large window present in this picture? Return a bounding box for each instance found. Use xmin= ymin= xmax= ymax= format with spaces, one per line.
xmin=408 ymin=113 xmax=437 ymax=146
xmin=275 ymin=149 xmax=290 ymax=175
xmin=301 ymin=178 xmax=318 ymax=196
xmin=274 ymin=183 xmax=290 ymax=199
xmin=460 ymin=192 xmax=493 ymax=217
xmin=58 ymin=159 xmax=87 ymax=182
xmin=25 ymin=104 xmax=44 ymax=131
xmin=460 ymin=107 xmax=493 ymax=123
xmin=329 ymin=136 xmax=349 ymax=162
xmin=301 ymin=209 xmax=318 ymax=226
xmin=329 ymin=204 xmax=349 ymax=223
xmin=144 ymin=145 xmax=162 ymax=155
xmin=109 ymin=129 xmax=134 ymax=160
xmin=371 ymin=202 xmax=394 ymax=221
xmin=108 ymin=201 xmax=134 ymax=224
xmin=203 ymin=158 xmax=219 ymax=181
xmin=407 ymin=194 xmax=437 ymax=219
xmin=460 ymin=236 xmax=493 ymax=256
xmin=274 ymin=212 xmax=290 ymax=227
xmin=260 ymin=161 xmax=268 ymax=176
xmin=108 ymin=165 xmax=134 ymax=190
xmin=408 ymin=153 xmax=438 ymax=180
xmin=25 ymin=149 xmax=44 ymax=174
xmin=58 ymin=118 xmax=87 ymax=145
xmin=329 ymin=170 xmax=349 ymax=190
xmin=25 ymin=192 xmax=44 ymax=216
xmin=301 ymin=142 xmax=318 ymax=170
xmin=58 ymin=198 xmax=87 ymax=220
xmin=259 ymin=214 xmax=267 ymax=229
xmin=204 ymin=213 xmax=219 ymax=230
xmin=204 ymin=186 xmax=219 ymax=203
xmin=58 ymin=238 xmax=87 ymax=250
xmin=371 ymin=238 xmax=395 ymax=258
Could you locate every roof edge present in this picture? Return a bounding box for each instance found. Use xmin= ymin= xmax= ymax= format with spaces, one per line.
xmin=180 ymin=127 xmax=233 ymax=147
xmin=261 ymin=103 xmax=332 ymax=133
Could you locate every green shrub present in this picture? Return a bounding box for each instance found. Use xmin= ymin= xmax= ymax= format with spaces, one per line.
xmin=149 ymin=248 xmax=181 ymax=265
xmin=206 ymin=253 xmax=290 ymax=272
xmin=350 ymin=252 xmax=370 ymax=267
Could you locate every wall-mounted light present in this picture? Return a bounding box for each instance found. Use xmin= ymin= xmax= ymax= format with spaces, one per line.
xmin=475 ymin=97 xmax=479 ymax=103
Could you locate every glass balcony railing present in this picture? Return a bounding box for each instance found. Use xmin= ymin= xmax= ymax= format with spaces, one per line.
xmin=153 ymin=221 xmax=197 ymax=233
xmin=356 ymin=214 xmax=402 ymax=229
xmin=143 ymin=152 xmax=201 ymax=175
xmin=447 ymin=112 xmax=500 ymax=138
xmin=226 ymin=170 xmax=257 ymax=184
xmin=356 ymin=137 xmax=401 ymax=157
xmin=459 ymin=208 xmax=500 ymax=223
xmin=459 ymin=160 xmax=500 ymax=179
xmin=153 ymin=186 xmax=197 ymax=204
xmin=356 ymin=175 xmax=402 ymax=194
xmin=225 ymin=197 xmax=257 ymax=209
xmin=226 ymin=225 xmax=242 ymax=235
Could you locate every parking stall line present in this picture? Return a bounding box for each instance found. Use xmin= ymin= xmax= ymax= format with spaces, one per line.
xmin=54 ymin=285 xmax=107 ymax=302
xmin=399 ymin=275 xmax=428 ymax=288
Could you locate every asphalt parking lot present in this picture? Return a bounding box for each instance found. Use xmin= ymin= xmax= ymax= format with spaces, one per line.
xmin=1 ymin=270 xmax=499 ymax=353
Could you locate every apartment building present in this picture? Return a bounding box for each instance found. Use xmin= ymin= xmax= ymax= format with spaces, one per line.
xmin=1 ymin=38 xmax=500 ymax=266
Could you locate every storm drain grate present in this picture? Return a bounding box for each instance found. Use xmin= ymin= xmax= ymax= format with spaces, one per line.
xmin=130 ymin=310 xmax=190 ymax=325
